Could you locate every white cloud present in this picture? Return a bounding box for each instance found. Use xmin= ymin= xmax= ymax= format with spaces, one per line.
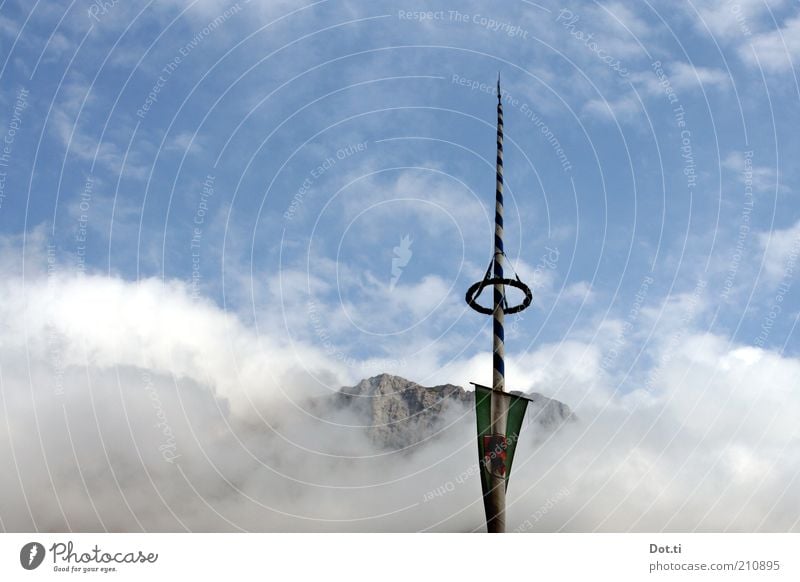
xmin=584 ymin=59 xmax=730 ymax=124
xmin=599 ymin=2 xmax=653 ymax=39
xmin=583 ymin=92 xmax=643 ymax=122
xmin=560 ymin=280 xmax=594 ymax=303
xmin=757 ymin=220 xmax=800 ymax=282
xmin=0 ymin=14 xmax=18 ymax=38
xmin=723 ymin=151 xmax=779 ymax=193
xmin=667 ymin=61 xmax=731 ymax=90
xmin=691 ymin=0 xmax=786 ymax=42
xmin=742 ymin=14 xmax=800 ymax=72
xmin=689 ymin=0 xmax=800 ymax=73
xmin=1 ymin=271 xmax=350 ymax=418
xmin=165 ymin=131 xmax=204 ymax=155
xmin=0 ymin=260 xmax=798 ymax=530
xmin=50 ymin=79 xmax=148 ymax=178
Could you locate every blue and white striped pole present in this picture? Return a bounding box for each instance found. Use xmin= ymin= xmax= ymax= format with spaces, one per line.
xmin=488 ymin=75 xmax=508 ymax=533
xmin=465 ymin=75 xmax=532 ymax=533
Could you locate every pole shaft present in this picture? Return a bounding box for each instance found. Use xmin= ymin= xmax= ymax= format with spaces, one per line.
xmin=487 ymin=77 xmax=506 ymax=533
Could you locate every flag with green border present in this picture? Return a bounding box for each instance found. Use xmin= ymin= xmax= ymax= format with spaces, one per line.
xmin=473 ymin=383 xmax=529 ymax=497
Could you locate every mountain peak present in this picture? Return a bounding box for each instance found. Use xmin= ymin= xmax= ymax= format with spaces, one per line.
xmin=333 ymin=375 xmax=574 ymax=450
xmin=342 ymin=373 xmax=452 ymax=397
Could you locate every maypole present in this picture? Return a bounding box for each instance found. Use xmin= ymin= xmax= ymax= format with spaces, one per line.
xmin=465 ymin=75 xmax=533 ymax=533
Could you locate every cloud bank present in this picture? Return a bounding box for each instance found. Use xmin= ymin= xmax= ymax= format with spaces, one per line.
xmin=0 ymin=243 xmax=797 ymax=532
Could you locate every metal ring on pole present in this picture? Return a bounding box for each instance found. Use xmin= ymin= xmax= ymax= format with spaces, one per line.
xmin=465 ymin=277 xmax=532 ymax=315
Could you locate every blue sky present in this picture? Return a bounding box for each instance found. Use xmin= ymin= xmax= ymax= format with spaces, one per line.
xmin=1 ymin=0 xmax=800 ymax=531
xmin=3 ymin=0 xmax=800 ymax=422
xmin=2 ymin=0 xmax=799 ymax=376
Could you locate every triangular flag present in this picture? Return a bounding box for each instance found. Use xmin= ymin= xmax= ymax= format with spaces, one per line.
xmin=473 ymin=383 xmax=529 ymax=500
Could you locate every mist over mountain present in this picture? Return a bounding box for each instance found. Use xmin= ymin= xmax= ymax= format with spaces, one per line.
xmin=1 ymin=259 xmax=799 ymax=532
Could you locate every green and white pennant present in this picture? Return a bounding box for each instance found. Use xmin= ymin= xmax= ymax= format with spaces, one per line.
xmin=472 ymin=383 xmax=530 ymax=496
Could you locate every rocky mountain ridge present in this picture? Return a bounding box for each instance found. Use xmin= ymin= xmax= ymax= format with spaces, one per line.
xmin=331 ymin=373 xmax=575 ymax=449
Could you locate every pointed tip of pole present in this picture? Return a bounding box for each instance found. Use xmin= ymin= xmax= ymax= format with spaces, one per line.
xmin=497 ymin=71 xmax=501 ymax=101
